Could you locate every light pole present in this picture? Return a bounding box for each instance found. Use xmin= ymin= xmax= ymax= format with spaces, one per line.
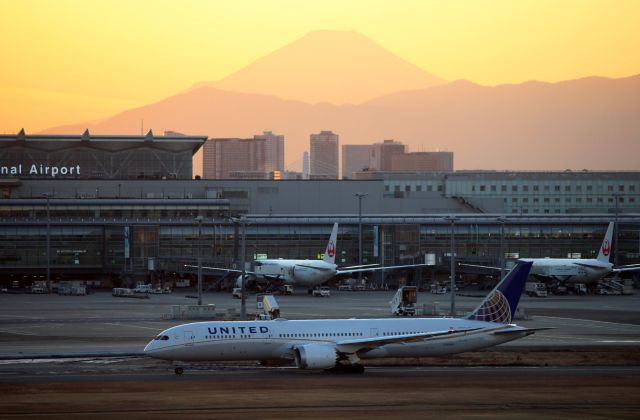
xmin=355 ymin=193 xmax=367 ymax=281
xmin=444 ymin=215 xmax=458 ymax=316
xmin=497 ymin=216 xmax=507 ymax=280
xmin=42 ymin=193 xmax=52 ymax=293
xmin=195 ymin=215 xmax=203 ymax=305
xmin=613 ymin=194 xmax=620 ymax=277
xmin=233 ymin=217 xmax=248 ymax=321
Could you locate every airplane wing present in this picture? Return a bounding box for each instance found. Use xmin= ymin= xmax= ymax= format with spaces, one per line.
xmin=613 ymin=265 xmax=640 ymax=273
xmin=573 ymin=261 xmax=610 ymax=269
xmin=459 ymin=263 xmax=508 ymax=271
xmin=295 ymin=264 xmax=334 ymax=271
xmin=340 ymin=264 xmax=381 ymax=270
xmin=183 ymin=264 xmax=256 ymax=275
xmin=335 ymin=327 xmax=482 ymax=354
xmin=492 ymin=327 xmax=555 ymax=336
xmin=336 ymin=263 xmax=432 ymax=276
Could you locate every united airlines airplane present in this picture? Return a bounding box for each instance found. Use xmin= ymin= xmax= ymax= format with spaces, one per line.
xmin=145 ymin=261 xmax=543 ymax=374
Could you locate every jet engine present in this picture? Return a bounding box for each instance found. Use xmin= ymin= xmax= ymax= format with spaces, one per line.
xmin=294 ymin=344 xmax=338 ymax=369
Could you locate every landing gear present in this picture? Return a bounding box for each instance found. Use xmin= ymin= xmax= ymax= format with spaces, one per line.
xmin=174 ymin=367 xmax=184 ymax=375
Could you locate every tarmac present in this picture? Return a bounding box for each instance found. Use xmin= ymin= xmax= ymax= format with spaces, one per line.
xmin=1 ymin=288 xmax=639 ymax=358
xmin=2 ymin=289 xmax=639 ymax=418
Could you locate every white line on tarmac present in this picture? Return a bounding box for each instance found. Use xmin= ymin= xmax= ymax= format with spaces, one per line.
xmin=535 ymin=316 xmax=640 ymax=329
xmin=103 ymin=323 xmax=161 ymax=331
xmin=0 ymin=328 xmax=39 ymax=336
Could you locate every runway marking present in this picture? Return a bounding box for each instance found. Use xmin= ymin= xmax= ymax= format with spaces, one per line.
xmin=598 ymin=340 xmax=640 ymax=343
xmin=535 ymin=316 xmax=640 ymax=329
xmin=0 ymin=328 xmax=39 ymax=336
xmin=104 ymin=323 xmax=161 ymax=331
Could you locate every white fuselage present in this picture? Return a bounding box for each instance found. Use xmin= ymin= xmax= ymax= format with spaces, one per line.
xmin=255 ymin=259 xmax=338 ymax=287
xmin=144 ymin=318 xmax=528 ymax=362
xmin=520 ymin=258 xmax=613 ymax=284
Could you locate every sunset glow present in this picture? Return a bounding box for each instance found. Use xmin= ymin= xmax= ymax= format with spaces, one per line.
xmin=0 ymin=0 xmax=638 ymax=133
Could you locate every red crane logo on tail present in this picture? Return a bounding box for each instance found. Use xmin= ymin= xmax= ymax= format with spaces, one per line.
xmin=327 ymin=241 xmax=335 ymax=258
xmin=601 ymin=239 xmax=611 ymax=256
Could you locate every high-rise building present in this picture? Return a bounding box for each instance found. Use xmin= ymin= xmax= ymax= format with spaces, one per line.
xmin=370 ymin=139 xmax=406 ymax=171
xmin=342 ymin=144 xmax=372 ymax=179
xmin=202 ymin=137 xmax=267 ymax=179
xmin=391 ymin=151 xmax=453 ymax=172
xmin=310 ymin=131 xmax=339 ymax=179
xmin=254 ymin=131 xmax=284 ymax=173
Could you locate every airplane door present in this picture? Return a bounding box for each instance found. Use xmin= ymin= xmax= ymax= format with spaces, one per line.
xmin=184 ymin=330 xmax=195 ymax=346
xmin=370 ymin=328 xmax=379 ymax=337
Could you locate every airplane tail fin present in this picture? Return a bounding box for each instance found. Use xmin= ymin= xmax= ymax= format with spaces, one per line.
xmin=467 ymin=261 xmax=533 ymax=324
xmin=596 ymin=222 xmax=615 ymax=263
xmin=323 ymin=223 xmax=338 ymax=264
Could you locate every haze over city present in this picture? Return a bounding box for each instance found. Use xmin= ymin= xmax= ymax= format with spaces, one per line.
xmin=1 ymin=0 xmax=639 ymax=170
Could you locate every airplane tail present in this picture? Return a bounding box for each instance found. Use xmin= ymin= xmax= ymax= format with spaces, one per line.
xmin=323 ymin=223 xmax=339 ymax=264
xmin=467 ymin=261 xmax=533 ymax=324
xmin=596 ymin=222 xmax=615 ymax=263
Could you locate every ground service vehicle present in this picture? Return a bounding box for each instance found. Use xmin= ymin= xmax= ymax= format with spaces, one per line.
xmin=312 ymin=286 xmax=331 ymax=297
xmin=390 ymin=286 xmax=417 ymax=316
xmin=525 ymin=282 xmax=547 ymax=297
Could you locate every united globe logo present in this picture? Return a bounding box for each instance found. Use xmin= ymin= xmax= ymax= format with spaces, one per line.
xmin=471 ymin=290 xmax=511 ymax=324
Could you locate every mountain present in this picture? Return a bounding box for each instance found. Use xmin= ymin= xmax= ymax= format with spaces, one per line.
xmin=43 ymin=75 xmax=640 ymax=171
xmin=194 ymin=30 xmax=445 ymax=105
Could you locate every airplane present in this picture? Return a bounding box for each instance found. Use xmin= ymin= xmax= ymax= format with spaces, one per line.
xmin=466 ymin=222 xmax=640 ymax=285
xmin=144 ymin=261 xmax=546 ymax=374
xmin=187 ymin=223 xmax=430 ymax=290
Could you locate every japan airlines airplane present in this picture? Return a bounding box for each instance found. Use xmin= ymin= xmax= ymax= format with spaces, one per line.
xmin=188 ymin=223 xmax=429 ymax=289
xmin=466 ymin=222 xmax=640 ymax=284
xmin=520 ymin=222 xmax=640 ymax=283
xmin=145 ymin=261 xmax=543 ymax=374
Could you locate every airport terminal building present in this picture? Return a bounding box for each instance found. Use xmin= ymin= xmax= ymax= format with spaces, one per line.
xmin=1 ymin=132 xmax=639 ymax=287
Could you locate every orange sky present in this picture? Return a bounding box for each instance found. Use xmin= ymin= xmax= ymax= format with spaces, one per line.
xmin=0 ymin=0 xmax=638 ymax=133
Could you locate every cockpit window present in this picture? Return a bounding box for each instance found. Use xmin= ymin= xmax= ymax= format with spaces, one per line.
xmin=154 ymin=335 xmax=169 ymax=341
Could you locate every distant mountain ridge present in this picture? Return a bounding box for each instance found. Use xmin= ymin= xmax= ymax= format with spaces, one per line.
xmin=43 ymin=74 xmax=640 ymax=171
xmin=194 ymin=30 xmax=445 ymax=105
xmin=40 ymin=30 xmax=640 ymax=171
